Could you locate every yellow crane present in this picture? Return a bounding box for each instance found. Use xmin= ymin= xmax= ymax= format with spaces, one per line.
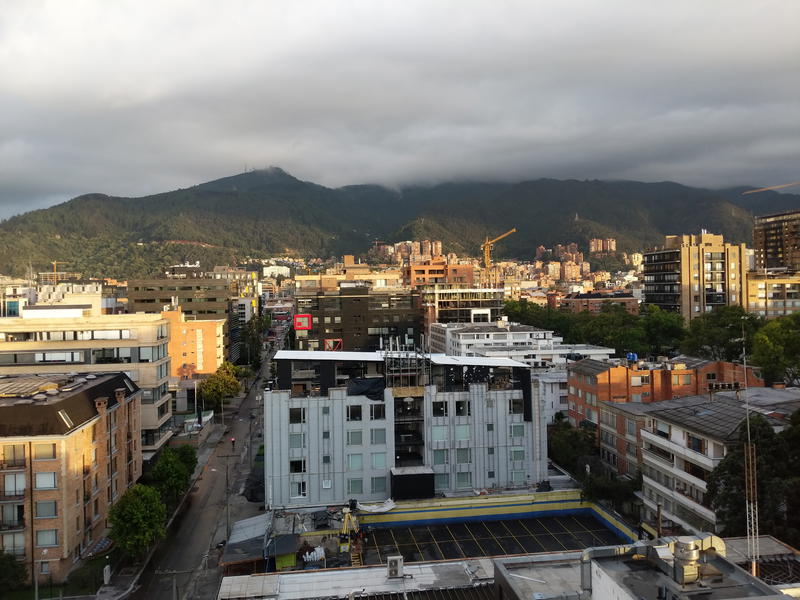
xmin=481 ymin=228 xmax=516 ymax=270
xmin=51 ymin=261 xmax=70 ymax=274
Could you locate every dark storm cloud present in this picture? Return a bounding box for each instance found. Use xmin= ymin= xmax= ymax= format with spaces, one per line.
xmin=1 ymin=1 xmax=799 ymax=218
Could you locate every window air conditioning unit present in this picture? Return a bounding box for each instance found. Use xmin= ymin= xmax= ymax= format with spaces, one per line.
xmin=387 ymin=556 xmax=403 ymax=578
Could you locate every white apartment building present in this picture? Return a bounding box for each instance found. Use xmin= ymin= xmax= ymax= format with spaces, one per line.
xmin=638 ymin=395 xmax=755 ymax=535
xmin=428 ymin=320 xmax=613 ymax=369
xmin=264 ymin=351 xmax=547 ymax=507
xmin=0 ymin=303 xmax=172 ymax=457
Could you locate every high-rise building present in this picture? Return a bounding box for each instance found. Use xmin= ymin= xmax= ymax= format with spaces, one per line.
xmin=294 ymin=284 xmax=422 ymax=351
xmin=0 ymin=305 xmax=172 ymax=454
xmin=431 ymin=240 xmax=443 ymax=256
xmin=753 ymin=209 xmax=800 ymax=271
xmin=404 ymin=259 xmax=474 ymax=288
xmin=0 ymin=373 xmax=141 ymax=583
xmin=643 ymin=233 xmax=748 ymax=321
xmin=161 ymin=306 xmax=225 ymax=380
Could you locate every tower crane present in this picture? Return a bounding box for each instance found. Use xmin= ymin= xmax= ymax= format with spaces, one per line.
xmin=481 ymin=228 xmax=516 ymax=270
xmin=481 ymin=228 xmax=516 ymax=287
xmin=51 ymin=261 xmax=70 ymax=274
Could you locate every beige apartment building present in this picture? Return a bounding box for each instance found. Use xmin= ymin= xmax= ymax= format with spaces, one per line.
xmin=744 ymin=271 xmax=800 ymax=318
xmin=643 ymin=233 xmax=748 ymax=321
xmin=0 ymin=304 xmax=172 ymax=456
xmin=161 ymin=306 xmax=225 ymax=380
xmin=0 ymin=374 xmax=142 ymax=584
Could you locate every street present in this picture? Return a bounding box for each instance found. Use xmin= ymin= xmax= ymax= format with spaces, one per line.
xmin=131 ymin=351 xmax=272 ymax=600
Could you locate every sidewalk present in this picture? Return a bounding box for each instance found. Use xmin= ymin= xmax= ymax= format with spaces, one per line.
xmin=94 ymin=419 xmax=228 ymax=600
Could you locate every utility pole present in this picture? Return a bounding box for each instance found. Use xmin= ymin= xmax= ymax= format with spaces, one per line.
xmin=219 ymin=454 xmax=238 ymax=538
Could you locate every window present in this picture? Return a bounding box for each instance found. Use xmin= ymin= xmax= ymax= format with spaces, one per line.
xmin=371 ymin=452 xmax=386 ymax=469
xmin=35 ymin=501 xmax=57 ymax=518
xmin=433 ymin=449 xmax=448 ymax=465
xmin=40 ymin=561 xmax=50 ymax=574
xmin=322 ymin=431 xmax=330 ymax=440
xmin=486 ymin=423 xmax=494 ymax=432
xmin=36 ymin=529 xmax=57 ymax=547
xmin=289 ymin=407 xmax=305 ymax=424
xmin=347 ymin=478 xmax=363 ymax=494
xmin=455 ymin=425 xmax=470 ymax=441
xmin=510 ymin=447 xmax=525 ymax=461
xmin=370 ymin=428 xmax=386 ymax=445
xmin=488 ymin=447 xmax=495 ymax=456
xmin=289 ymin=459 xmax=306 ymax=473
xmin=347 ymin=405 xmax=362 ymax=421
xmin=35 ymin=472 xmax=56 ymax=490
xmin=432 ymin=400 xmax=448 ymax=417
xmin=348 ymin=454 xmax=363 ymax=471
xmin=432 ymin=426 xmax=447 ymax=441
xmin=371 ymin=476 xmax=387 ymax=494
xmin=456 ymin=472 xmax=472 ymax=489
xmin=322 ymin=406 xmax=330 ymax=416
xmin=33 ymin=444 xmax=56 ymax=460
xmin=1 ymin=444 xmax=24 ymax=467
xmin=290 ymin=481 xmax=307 ymax=498
xmin=322 ymin=455 xmax=331 ymax=464
xmin=289 ymin=433 xmax=305 ymax=449
xmin=626 ymin=419 xmax=636 ymax=436
xmin=370 ymin=404 xmax=385 ymax=420
xmin=347 ymin=430 xmax=363 ymax=446
xmin=488 ymin=470 xmax=495 ymax=479
xmin=455 ymin=400 xmax=471 ymax=416
xmin=686 ymin=434 xmax=706 ymax=454
xmin=509 ymin=398 xmax=524 ymax=414
xmin=511 ymin=471 xmax=526 ymax=484
xmin=510 ymin=423 xmax=524 ymax=438
xmin=456 ymin=448 xmax=471 ymax=464
xmin=434 ymin=473 xmax=449 ymax=490
xmin=706 ymin=372 xmax=717 ymax=381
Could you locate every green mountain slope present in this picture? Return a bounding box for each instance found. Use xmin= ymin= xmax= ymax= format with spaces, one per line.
xmin=0 ymin=170 xmax=792 ymax=279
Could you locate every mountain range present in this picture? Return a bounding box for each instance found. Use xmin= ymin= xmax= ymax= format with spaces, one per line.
xmin=0 ymin=167 xmax=797 ymax=279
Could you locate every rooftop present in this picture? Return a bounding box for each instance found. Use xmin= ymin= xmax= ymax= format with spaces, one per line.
xmin=0 ymin=373 xmax=138 ymax=436
xmin=273 ymin=350 xmax=529 ymax=369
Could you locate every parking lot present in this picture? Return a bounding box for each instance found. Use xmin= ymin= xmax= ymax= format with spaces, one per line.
xmin=359 ymin=514 xmax=623 ymax=564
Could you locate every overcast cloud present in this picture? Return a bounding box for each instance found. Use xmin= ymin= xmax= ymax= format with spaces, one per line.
xmin=1 ymin=1 xmax=799 ymax=218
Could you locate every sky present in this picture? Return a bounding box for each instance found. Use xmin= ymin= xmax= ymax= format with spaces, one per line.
xmin=1 ymin=1 xmax=799 ymax=219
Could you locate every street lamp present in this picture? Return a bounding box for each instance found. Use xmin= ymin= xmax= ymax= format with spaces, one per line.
xmin=33 ymin=548 xmax=47 ymax=600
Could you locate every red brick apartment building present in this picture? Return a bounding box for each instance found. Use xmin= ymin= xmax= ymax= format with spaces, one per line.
xmin=404 ymin=259 xmax=474 ymax=288
xmin=561 ymin=291 xmax=639 ymax=315
xmin=567 ymin=355 xmax=764 ymax=427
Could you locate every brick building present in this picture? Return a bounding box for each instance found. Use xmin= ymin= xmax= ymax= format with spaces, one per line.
xmin=0 ymin=373 xmax=141 ymax=584
xmin=560 ymin=291 xmax=639 ymax=315
xmin=567 ymin=355 xmax=764 ymax=427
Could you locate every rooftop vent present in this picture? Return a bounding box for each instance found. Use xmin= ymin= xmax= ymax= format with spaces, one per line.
xmin=46 ymin=389 xmax=58 ymax=396
xmin=85 ymin=374 xmax=97 ymax=380
xmin=33 ymin=394 xmax=48 ymax=401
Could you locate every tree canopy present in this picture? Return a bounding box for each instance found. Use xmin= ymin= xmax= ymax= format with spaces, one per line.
xmin=198 ymin=363 xmax=241 ymax=411
xmin=707 ymin=412 xmax=800 ymax=548
xmin=147 ymin=447 xmax=191 ymax=506
xmin=0 ymin=551 xmax=27 ymax=591
xmin=108 ymin=484 xmax=167 ymax=557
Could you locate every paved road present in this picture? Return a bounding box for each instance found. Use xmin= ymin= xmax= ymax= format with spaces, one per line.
xmin=132 ymin=351 xmax=272 ymax=600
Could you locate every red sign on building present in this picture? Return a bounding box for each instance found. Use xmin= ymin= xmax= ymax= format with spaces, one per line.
xmin=293 ymin=314 xmax=312 ymax=330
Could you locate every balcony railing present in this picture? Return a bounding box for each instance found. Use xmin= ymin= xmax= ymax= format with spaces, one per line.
xmin=0 ymin=490 xmax=25 ymax=501
xmin=0 ymin=518 xmax=24 ymax=531
xmin=0 ymin=459 xmax=25 ymax=470
xmin=642 ymin=446 xmax=674 ymax=466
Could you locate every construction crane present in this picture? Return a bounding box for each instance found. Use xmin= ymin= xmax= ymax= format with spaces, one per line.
xmin=742 ymin=180 xmax=800 ymax=195
xmin=51 ymin=261 xmax=70 ymax=274
xmin=481 ymin=228 xmax=516 ymax=287
xmin=481 ymin=228 xmax=516 ymax=270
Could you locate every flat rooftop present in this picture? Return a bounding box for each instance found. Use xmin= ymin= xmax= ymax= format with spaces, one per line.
xmin=273 ymin=350 xmax=529 ymax=369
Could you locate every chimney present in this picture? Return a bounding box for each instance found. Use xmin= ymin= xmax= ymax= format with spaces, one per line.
xmin=94 ymin=397 xmax=108 ymax=413
xmin=115 ymin=388 xmax=126 ymax=404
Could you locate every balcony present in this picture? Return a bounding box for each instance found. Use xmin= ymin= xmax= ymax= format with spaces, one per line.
xmin=642 ymin=445 xmax=674 ymax=467
xmin=0 ymin=459 xmax=25 ymax=471
xmin=0 ymin=489 xmax=25 ymax=501
xmin=0 ymin=518 xmax=24 ymax=531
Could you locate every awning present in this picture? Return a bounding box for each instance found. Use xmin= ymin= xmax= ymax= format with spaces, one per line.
xmin=264 ymin=533 xmax=300 ymax=557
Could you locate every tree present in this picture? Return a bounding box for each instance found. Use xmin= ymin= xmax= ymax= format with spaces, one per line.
xmin=0 ymin=551 xmax=26 ymax=591
xmin=175 ymin=444 xmax=198 ymax=477
xmin=549 ymin=420 xmax=597 ymax=475
xmin=752 ymin=312 xmax=800 ymax=385
xmin=109 ymin=485 xmax=166 ymax=558
xmin=681 ymin=306 xmax=763 ymax=362
xmin=198 ymin=365 xmax=240 ymax=411
xmin=707 ymin=415 xmax=790 ymax=539
xmin=148 ymin=448 xmax=190 ymax=506
xmin=640 ymin=305 xmax=685 ymax=355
